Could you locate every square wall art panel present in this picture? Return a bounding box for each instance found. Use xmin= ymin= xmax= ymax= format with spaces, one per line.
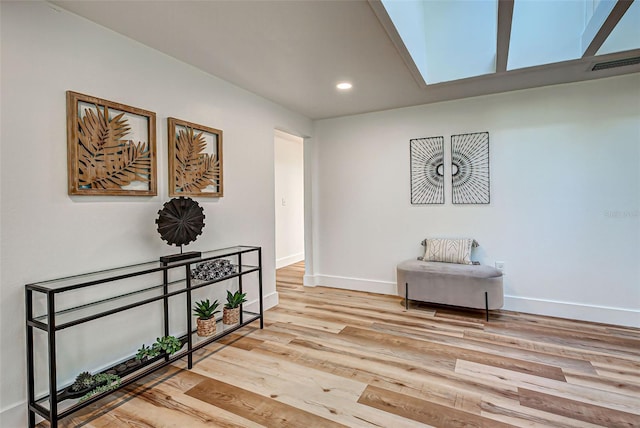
xmin=66 ymin=91 xmax=157 ymax=196
xmin=168 ymin=117 xmax=223 ymax=197
xmin=410 ymin=136 xmax=445 ymax=204
xmin=451 ymin=132 xmax=490 ymax=204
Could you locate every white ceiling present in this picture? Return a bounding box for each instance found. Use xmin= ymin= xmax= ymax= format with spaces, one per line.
xmin=52 ymin=0 xmax=640 ymax=120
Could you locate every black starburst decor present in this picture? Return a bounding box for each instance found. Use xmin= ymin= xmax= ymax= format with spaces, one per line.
xmin=451 ymin=132 xmax=489 ymax=204
xmin=410 ymin=136 xmax=444 ymax=204
xmin=156 ymin=197 xmax=205 ymax=262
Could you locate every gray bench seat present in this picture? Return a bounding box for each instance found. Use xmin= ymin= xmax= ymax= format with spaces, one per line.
xmin=396 ymin=259 xmax=504 ymax=320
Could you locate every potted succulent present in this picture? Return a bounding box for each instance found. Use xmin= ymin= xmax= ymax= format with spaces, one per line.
xmin=135 ymin=335 xmax=183 ymax=361
xmin=135 ymin=344 xmax=156 ymax=362
xmin=223 ymin=290 xmax=247 ymax=325
xmin=62 ymin=371 xmax=100 ymax=399
xmin=62 ymin=371 xmax=120 ymax=401
xmin=79 ymin=373 xmax=120 ymax=402
xmin=153 ymin=335 xmax=183 ymax=354
xmin=193 ymin=299 xmax=220 ymax=336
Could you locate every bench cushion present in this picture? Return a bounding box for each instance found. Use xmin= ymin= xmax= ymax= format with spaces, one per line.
xmin=397 ymin=259 xmax=504 ymax=310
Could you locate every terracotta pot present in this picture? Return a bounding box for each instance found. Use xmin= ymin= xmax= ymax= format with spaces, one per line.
xmin=223 ymin=307 xmax=239 ymax=325
xmin=196 ymin=317 xmax=217 ymax=337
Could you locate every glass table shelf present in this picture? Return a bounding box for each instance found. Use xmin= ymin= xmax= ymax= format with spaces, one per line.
xmin=30 ymin=265 xmax=258 ymax=330
xmin=26 ymin=245 xmax=260 ymax=293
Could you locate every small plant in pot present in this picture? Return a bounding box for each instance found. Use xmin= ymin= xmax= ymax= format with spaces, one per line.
xmin=223 ymin=290 xmax=247 ymax=325
xmin=71 ymin=371 xmax=95 ymax=393
xmin=193 ymin=299 xmax=220 ymax=336
xmin=63 ymin=371 xmax=121 ymax=401
xmin=79 ymin=373 xmax=121 ymax=402
xmin=153 ymin=335 xmax=183 ymax=354
xmin=135 ymin=344 xmax=157 ymax=361
xmin=135 ymin=335 xmax=183 ymax=362
xmin=63 ymin=371 xmax=98 ymax=399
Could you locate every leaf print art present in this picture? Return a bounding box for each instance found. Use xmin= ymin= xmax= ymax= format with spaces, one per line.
xmin=168 ymin=118 xmax=223 ymax=197
xmin=77 ymin=106 xmax=151 ymax=189
xmin=67 ymin=91 xmax=157 ymax=196
xmin=175 ymin=127 xmax=221 ymax=192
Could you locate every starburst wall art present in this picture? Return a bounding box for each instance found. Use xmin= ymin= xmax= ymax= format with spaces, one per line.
xmin=410 ymin=136 xmax=445 ymax=204
xmin=451 ymin=132 xmax=490 ymax=204
xmin=66 ymin=91 xmax=157 ymax=196
xmin=168 ymin=118 xmax=223 ymax=198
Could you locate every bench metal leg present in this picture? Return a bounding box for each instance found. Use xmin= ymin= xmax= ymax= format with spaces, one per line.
xmin=405 ymin=283 xmax=409 ymax=310
xmin=485 ymin=291 xmax=489 ymax=322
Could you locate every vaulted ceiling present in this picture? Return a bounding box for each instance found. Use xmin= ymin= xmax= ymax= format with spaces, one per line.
xmin=53 ymin=0 xmax=640 ymax=120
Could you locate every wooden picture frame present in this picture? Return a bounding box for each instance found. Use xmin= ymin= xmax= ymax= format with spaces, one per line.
xmin=168 ymin=117 xmax=223 ymax=198
xmin=66 ymin=91 xmax=157 ymax=196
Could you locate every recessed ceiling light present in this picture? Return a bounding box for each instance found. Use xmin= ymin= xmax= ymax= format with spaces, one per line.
xmin=336 ymin=82 xmax=353 ymax=90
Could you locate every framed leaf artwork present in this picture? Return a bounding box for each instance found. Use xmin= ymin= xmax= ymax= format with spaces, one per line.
xmin=66 ymin=91 xmax=157 ymax=196
xmin=168 ymin=117 xmax=223 ymax=198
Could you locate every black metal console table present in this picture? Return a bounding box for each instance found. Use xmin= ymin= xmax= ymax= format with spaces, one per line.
xmin=25 ymin=246 xmax=263 ymax=427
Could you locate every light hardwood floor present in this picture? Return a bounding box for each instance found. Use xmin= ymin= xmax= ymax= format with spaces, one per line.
xmin=49 ymin=262 xmax=640 ymax=427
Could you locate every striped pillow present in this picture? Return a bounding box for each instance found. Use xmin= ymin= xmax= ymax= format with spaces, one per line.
xmin=422 ymin=238 xmax=477 ymax=264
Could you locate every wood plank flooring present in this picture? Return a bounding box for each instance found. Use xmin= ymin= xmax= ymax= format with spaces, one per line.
xmin=46 ymin=261 xmax=640 ymax=427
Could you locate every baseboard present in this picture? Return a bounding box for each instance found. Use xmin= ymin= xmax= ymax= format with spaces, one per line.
xmin=304 ymin=274 xmax=638 ymax=327
xmin=245 ymin=291 xmax=278 ymax=313
xmin=504 ymin=295 xmax=640 ymax=328
xmin=1 ymin=400 xmax=30 ymax=428
xmin=307 ymin=274 xmax=397 ymax=295
xmin=275 ymin=253 xmax=304 ymax=269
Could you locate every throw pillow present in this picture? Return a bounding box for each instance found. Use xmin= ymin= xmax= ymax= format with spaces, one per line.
xmin=422 ymin=238 xmax=477 ymax=264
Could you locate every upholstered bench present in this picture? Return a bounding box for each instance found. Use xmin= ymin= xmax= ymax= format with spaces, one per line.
xmin=396 ymin=238 xmax=504 ymax=321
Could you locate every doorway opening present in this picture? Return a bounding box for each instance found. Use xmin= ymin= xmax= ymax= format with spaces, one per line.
xmin=274 ymin=130 xmax=305 ymax=270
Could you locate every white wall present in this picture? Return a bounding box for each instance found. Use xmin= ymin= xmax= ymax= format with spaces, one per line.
xmin=0 ymin=2 xmax=311 ymax=425
xmin=310 ymin=74 xmax=640 ymax=328
xmin=274 ymin=131 xmax=305 ymax=268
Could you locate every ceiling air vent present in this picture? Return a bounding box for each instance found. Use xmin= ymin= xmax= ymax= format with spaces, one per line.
xmin=592 ymin=56 xmax=640 ymax=71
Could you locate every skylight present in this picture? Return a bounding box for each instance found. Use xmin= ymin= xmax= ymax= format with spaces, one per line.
xmin=597 ymin=0 xmax=640 ymax=55
xmin=380 ymin=0 xmax=639 ymax=85
xmin=508 ymin=0 xmax=585 ymax=70
xmin=382 ymin=0 xmax=497 ymax=84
